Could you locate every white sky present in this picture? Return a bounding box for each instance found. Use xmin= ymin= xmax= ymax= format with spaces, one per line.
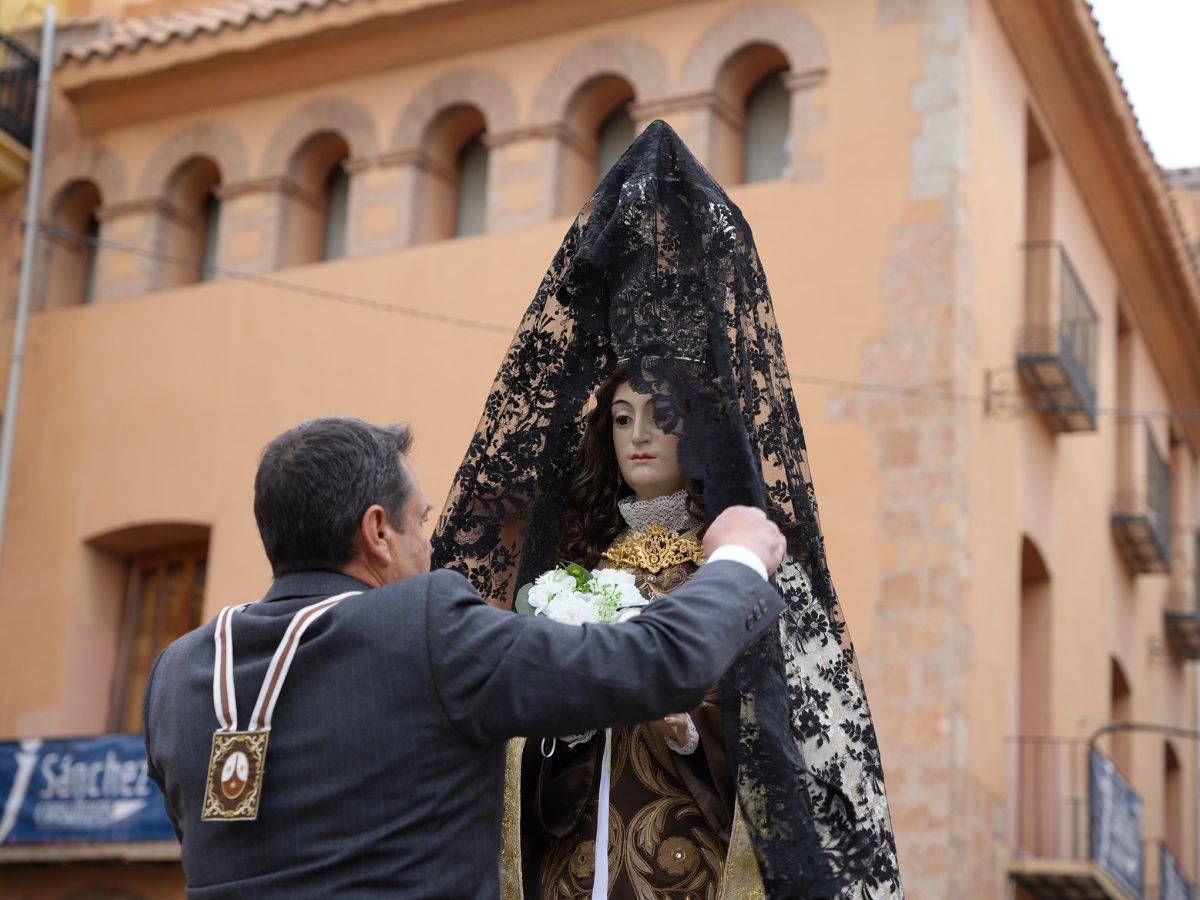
xmin=1088 ymin=0 xmax=1200 ymax=171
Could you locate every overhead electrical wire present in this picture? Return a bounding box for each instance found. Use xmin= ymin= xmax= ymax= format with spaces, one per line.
xmin=0 ymin=212 xmax=513 ymax=335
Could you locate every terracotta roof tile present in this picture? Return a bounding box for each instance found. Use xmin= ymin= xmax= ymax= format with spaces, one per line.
xmin=61 ymin=0 xmax=351 ymax=64
xmin=1168 ymin=167 xmax=1200 ymax=188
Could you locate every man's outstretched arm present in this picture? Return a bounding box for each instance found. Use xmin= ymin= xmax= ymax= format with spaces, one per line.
xmin=428 ymin=506 xmax=787 ymax=744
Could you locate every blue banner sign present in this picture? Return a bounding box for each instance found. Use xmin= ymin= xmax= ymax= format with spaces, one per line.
xmin=0 ymin=735 xmax=175 ymax=844
xmin=1162 ymin=843 xmax=1195 ymax=900
xmin=1090 ymin=748 xmax=1144 ymax=900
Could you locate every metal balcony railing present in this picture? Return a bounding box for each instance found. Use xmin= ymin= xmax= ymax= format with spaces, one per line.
xmin=1159 ymin=842 xmax=1195 ymax=900
xmin=1164 ymin=534 xmax=1200 ymax=661
xmin=1010 ymin=737 xmax=1143 ymax=899
xmin=0 ymin=33 xmax=37 ymax=148
xmin=1113 ymin=429 xmax=1173 ymax=574
xmin=1017 ymin=242 xmax=1100 ymax=432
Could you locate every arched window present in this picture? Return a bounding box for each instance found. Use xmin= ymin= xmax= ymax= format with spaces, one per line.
xmin=712 ymin=43 xmax=791 ymax=185
xmin=200 ymin=191 xmax=220 ymax=281
xmin=1015 ymin=535 xmax=1053 ymax=857
xmin=1164 ymin=742 xmax=1183 ymax=858
xmin=455 ymin=134 xmax=488 ymax=237
xmin=162 ymin=156 xmax=222 ymax=288
xmin=43 ymin=180 xmax=102 ymax=310
xmin=416 ymin=104 xmax=488 ymax=243
xmin=324 ymin=163 xmax=350 ymax=260
xmin=559 ymin=75 xmax=636 ymax=214
xmin=1109 ymin=658 xmax=1133 ymax=778
xmin=743 ymin=70 xmax=791 ymax=182
xmin=283 ymin=131 xmax=351 ymax=267
xmin=1018 ymin=536 xmax=1052 ymax=738
xmin=596 ymin=105 xmax=635 ymax=180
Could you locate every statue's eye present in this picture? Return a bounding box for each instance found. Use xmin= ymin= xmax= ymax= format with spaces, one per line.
xmin=614 ymin=414 xmax=632 ymax=427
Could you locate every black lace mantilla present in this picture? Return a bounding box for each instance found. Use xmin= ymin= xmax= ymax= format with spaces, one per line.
xmin=432 ymin=121 xmax=903 ymax=899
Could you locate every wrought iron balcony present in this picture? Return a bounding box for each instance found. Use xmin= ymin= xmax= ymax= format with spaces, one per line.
xmin=0 ymin=33 xmax=37 ymax=149
xmin=1010 ymin=737 xmax=1143 ymax=900
xmin=1164 ymin=535 xmax=1200 ymax=661
xmin=1017 ymin=242 xmax=1099 ymax=432
xmin=1112 ymin=429 xmax=1173 ymax=574
xmin=1166 ymin=607 xmax=1200 ymax=660
xmin=1159 ymin=842 xmax=1196 ymax=900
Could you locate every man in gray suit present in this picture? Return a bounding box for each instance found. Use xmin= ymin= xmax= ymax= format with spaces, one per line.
xmin=144 ymin=417 xmax=785 ymax=898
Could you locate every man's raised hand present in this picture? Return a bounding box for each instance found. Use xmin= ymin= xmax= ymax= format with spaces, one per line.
xmin=703 ymin=506 xmax=786 ymax=575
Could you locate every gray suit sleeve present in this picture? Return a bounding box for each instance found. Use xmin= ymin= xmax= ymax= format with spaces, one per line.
xmin=142 ymin=650 xmax=183 ymax=842
xmin=424 ymin=562 xmax=783 ymax=745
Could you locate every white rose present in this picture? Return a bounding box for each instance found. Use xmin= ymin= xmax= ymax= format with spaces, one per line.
xmin=591 ymin=569 xmax=649 ymax=609
xmin=536 ymin=569 xmax=577 ymax=596
xmin=617 ymin=584 xmax=650 ymax=608
xmin=527 ymin=584 xmax=552 ymax=612
xmin=544 ymin=590 xmax=602 ymax=626
xmin=591 ymin=569 xmax=637 ymax=590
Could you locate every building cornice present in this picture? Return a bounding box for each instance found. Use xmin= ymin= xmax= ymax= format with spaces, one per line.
xmin=990 ymin=0 xmax=1200 ymax=448
xmin=55 ymin=0 xmax=692 ymax=132
xmin=57 ymin=0 xmax=450 ymax=68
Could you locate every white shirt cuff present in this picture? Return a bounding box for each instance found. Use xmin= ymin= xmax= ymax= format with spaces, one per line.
xmin=705 ymin=545 xmax=768 ymax=581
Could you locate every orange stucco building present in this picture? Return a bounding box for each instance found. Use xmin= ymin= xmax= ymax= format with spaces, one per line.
xmin=0 ymin=0 xmax=1198 ymax=898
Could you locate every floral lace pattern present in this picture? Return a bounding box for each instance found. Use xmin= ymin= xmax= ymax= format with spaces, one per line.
xmin=433 ymin=121 xmax=902 ymax=899
xmin=775 ymin=560 xmax=903 ymax=899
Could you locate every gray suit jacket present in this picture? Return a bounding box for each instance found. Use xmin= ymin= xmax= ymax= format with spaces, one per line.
xmin=144 ymin=562 xmax=783 ymax=898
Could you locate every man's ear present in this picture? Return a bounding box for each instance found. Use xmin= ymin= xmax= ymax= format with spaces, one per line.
xmin=358 ymin=504 xmax=393 ymax=566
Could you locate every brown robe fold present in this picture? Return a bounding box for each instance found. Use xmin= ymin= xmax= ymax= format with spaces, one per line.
xmin=520 ymin=560 xmax=735 ymax=900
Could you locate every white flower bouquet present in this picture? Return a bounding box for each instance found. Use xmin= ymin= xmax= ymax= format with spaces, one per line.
xmin=515 ymin=562 xmax=649 ymax=624
xmin=513 ymin=561 xmax=650 ymax=900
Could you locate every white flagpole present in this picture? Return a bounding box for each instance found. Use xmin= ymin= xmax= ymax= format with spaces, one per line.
xmin=0 ymin=6 xmax=57 ymax=572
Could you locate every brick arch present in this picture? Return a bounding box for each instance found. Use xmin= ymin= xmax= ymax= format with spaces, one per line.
xmin=390 ymin=68 xmax=519 ymax=150
xmin=678 ymin=4 xmax=829 ymax=92
xmin=529 ymin=36 xmax=670 ymax=126
xmin=259 ymin=96 xmax=380 ymax=177
xmin=41 ymin=146 xmax=126 ymax=214
xmin=136 ymin=122 xmax=248 ymax=198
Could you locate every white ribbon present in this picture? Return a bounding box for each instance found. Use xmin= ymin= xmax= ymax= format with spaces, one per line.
xmin=588 ymin=717 xmax=696 ymax=895
xmin=211 ymin=592 xmax=361 ymax=733
xmin=212 ymin=604 xmax=249 ymax=732
xmin=591 ymin=727 xmax=613 ymax=899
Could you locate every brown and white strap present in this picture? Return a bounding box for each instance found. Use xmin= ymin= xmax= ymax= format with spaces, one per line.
xmin=212 ymin=603 xmax=250 ymax=733
xmin=211 ymin=591 xmax=361 ymax=733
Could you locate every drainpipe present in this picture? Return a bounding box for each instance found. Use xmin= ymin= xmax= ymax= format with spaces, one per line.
xmin=0 ymin=7 xmax=56 ymax=571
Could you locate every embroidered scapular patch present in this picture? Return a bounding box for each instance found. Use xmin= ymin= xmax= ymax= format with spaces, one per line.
xmin=202 ymin=730 xmax=269 ymax=821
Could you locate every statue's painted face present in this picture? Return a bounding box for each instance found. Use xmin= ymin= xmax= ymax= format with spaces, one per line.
xmin=611 ymin=381 xmax=686 ymax=502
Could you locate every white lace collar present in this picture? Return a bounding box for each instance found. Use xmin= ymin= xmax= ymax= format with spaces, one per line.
xmin=618 ymin=490 xmax=698 ymax=533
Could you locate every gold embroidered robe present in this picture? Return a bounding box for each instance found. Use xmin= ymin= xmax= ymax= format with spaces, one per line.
xmin=500 ymin=528 xmax=764 ymax=900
